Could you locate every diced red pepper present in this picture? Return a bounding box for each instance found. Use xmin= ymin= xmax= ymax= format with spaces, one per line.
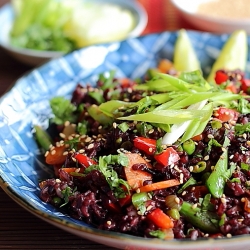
xmin=214 ymin=70 xmax=228 ymax=85
xmin=133 ymin=137 xmax=157 ymax=155
xmin=107 ymin=201 xmax=121 ymax=213
xmin=147 ymin=208 xmax=174 ymax=229
xmin=214 ymin=107 xmax=239 ymax=123
xmin=241 ymin=78 xmax=250 ymax=94
xmin=154 ymin=147 xmax=180 ymax=166
xmin=119 ymin=194 xmax=132 ymax=207
xmin=74 ymin=153 xmax=97 ymax=167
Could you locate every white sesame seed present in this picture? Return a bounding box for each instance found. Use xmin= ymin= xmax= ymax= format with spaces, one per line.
xmin=88 ymin=143 xmax=94 ymax=149
xmin=51 ymin=150 xmax=56 ymax=155
xmin=59 ymin=133 xmax=66 ymax=139
xmin=85 ymin=137 xmax=91 ymax=143
xmin=204 ymin=155 xmax=209 ymax=161
xmin=207 ymin=134 xmax=214 ymax=139
xmin=182 ymin=191 xmax=187 ymax=196
xmin=192 ymin=203 xmax=198 ymax=209
xmin=221 ymin=198 xmax=227 ymax=204
xmin=175 ymin=197 xmax=180 ymax=204
xmin=64 ymin=121 xmax=70 ymax=127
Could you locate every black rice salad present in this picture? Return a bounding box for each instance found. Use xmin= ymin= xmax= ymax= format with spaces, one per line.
xmin=36 ymin=64 xmax=250 ymax=241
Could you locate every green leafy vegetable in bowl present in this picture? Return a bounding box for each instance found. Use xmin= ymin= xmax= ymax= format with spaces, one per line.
xmin=10 ymin=0 xmax=137 ymax=53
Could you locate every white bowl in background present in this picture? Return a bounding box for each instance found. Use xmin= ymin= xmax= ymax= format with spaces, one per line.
xmin=170 ymin=0 xmax=250 ymax=34
xmin=0 ymin=0 xmax=148 ymax=67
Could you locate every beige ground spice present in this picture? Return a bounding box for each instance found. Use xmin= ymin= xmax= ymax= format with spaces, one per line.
xmin=197 ymin=0 xmax=250 ymax=19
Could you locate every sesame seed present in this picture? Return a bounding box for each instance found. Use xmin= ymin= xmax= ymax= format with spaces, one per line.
xmin=44 ymin=151 xmax=49 ymax=157
xmin=182 ymin=191 xmax=187 ymax=196
xmin=72 ymin=157 xmax=76 ymax=162
xmin=79 ymin=149 xmax=85 ymax=153
xmin=51 ymin=150 xmax=56 ymax=155
xmin=55 ymin=179 xmax=61 ymax=183
xmin=229 ymin=154 xmax=234 ymax=159
xmin=88 ymin=143 xmax=94 ymax=149
xmin=204 ymin=155 xmax=209 ymax=161
xmin=50 ymin=145 xmax=55 ymax=150
xmin=243 ymin=133 xmax=247 ymax=139
xmin=63 ymin=151 xmax=68 ymax=156
xmin=136 ymin=188 xmax=140 ymax=193
xmin=148 ymin=147 xmax=153 ymax=153
xmin=59 ymin=133 xmax=66 ymax=139
xmin=211 ymin=166 xmax=215 ymax=171
xmin=226 ymin=233 xmax=232 ymax=238
xmin=238 ymin=218 xmax=244 ymax=222
xmin=106 ymin=221 xmax=111 ymax=225
xmin=146 ymin=205 xmax=153 ymax=211
xmin=113 ymin=122 xmax=117 ymax=129
xmin=241 ymin=197 xmax=246 ymax=202
xmin=224 ymin=123 xmax=230 ymax=129
xmin=207 ymin=134 xmax=214 ymax=139
xmin=148 ymin=129 xmax=154 ymax=134
xmin=192 ymin=203 xmax=198 ymax=209
xmin=68 ymin=136 xmax=73 ymax=140
xmin=75 ymin=168 xmax=80 ymax=173
xmin=175 ymin=197 xmax=180 ymax=204
xmin=221 ymin=198 xmax=227 ymax=204
xmin=64 ymin=121 xmax=70 ymax=127
xmin=85 ymin=137 xmax=91 ymax=143
xmin=189 ymin=166 xmax=194 ymax=172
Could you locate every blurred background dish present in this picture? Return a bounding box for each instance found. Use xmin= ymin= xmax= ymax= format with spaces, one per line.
xmin=170 ymin=0 xmax=250 ymax=34
xmin=0 ymin=0 xmax=147 ymax=66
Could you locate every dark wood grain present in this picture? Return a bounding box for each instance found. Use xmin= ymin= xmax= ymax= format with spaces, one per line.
xmin=0 ymin=0 xmax=198 ymax=249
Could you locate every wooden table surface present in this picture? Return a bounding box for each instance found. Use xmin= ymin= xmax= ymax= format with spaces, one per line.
xmin=0 ymin=0 xmax=199 ymax=249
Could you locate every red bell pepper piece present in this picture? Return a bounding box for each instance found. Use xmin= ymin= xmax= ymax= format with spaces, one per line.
xmin=241 ymin=78 xmax=250 ymax=94
xmin=214 ymin=70 xmax=228 ymax=85
xmin=154 ymin=147 xmax=180 ymax=166
xmin=147 ymin=208 xmax=174 ymax=229
xmin=214 ymin=107 xmax=239 ymax=123
xmin=74 ymin=154 xmax=97 ymax=167
xmin=133 ymin=137 xmax=157 ymax=155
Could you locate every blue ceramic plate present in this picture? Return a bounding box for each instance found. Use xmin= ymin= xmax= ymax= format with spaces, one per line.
xmin=1 ymin=31 xmax=250 ymax=250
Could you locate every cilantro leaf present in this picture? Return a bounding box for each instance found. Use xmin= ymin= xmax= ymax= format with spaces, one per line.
xmin=50 ymin=96 xmax=77 ymax=125
xmin=84 ymin=154 xmax=130 ymax=198
xmin=235 ymin=122 xmax=250 ymax=135
xmin=149 ymin=230 xmax=167 ymax=239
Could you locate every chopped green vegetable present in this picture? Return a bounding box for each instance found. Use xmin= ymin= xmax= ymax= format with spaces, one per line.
xmin=34 ymin=125 xmax=52 ymax=151
xmin=50 ymin=96 xmax=77 ymax=125
xmin=180 ymin=201 xmax=220 ymax=233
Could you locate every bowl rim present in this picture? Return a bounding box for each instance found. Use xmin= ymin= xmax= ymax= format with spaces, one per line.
xmin=0 ymin=0 xmax=148 ymax=58
xmin=170 ymin=0 xmax=250 ymax=26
